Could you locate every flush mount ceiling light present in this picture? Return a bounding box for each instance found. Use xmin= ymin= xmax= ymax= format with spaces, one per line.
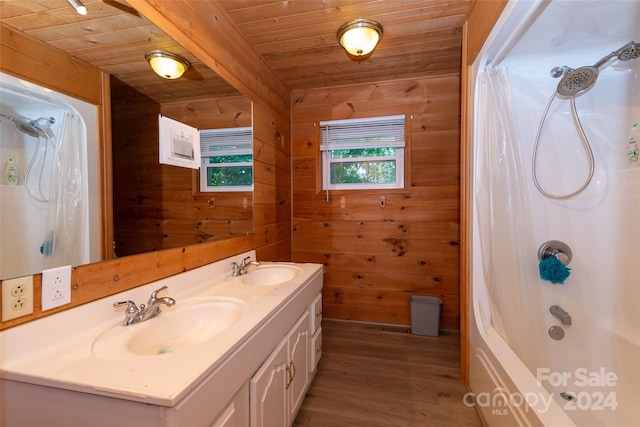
xmin=66 ymin=0 xmax=87 ymax=15
xmin=145 ymin=50 xmax=191 ymax=80
xmin=337 ymin=18 xmax=383 ymax=59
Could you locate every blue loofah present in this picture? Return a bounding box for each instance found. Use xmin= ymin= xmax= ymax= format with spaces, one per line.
xmin=40 ymin=239 xmax=53 ymax=256
xmin=539 ymin=256 xmax=571 ymax=284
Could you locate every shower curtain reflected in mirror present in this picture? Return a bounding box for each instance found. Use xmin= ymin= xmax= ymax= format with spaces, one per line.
xmin=42 ymin=111 xmax=87 ymax=270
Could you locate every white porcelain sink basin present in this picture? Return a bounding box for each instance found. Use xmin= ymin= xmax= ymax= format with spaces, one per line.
xmin=241 ymin=264 xmax=303 ymax=286
xmin=92 ymin=296 xmax=249 ymax=358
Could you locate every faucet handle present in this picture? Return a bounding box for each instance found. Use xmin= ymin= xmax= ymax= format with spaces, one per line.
xmin=148 ymin=285 xmax=168 ymax=303
xmin=240 ymin=256 xmax=251 ymax=267
xmin=113 ymin=300 xmax=138 ymax=314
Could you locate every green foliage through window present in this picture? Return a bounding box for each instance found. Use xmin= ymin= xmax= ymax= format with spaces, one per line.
xmin=207 ymin=165 xmax=253 ymax=187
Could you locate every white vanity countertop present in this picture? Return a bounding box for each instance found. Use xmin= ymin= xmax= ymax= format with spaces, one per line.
xmin=0 ymin=252 xmax=322 ymax=406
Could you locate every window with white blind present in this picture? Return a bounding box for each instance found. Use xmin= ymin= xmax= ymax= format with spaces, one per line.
xmin=199 ymin=127 xmax=253 ymax=192
xmin=320 ymin=115 xmax=406 ymax=190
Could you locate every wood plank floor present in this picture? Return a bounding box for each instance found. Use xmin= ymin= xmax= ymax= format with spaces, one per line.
xmin=293 ymin=320 xmax=483 ymax=427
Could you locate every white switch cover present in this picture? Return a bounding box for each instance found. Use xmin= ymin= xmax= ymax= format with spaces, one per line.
xmin=41 ymin=265 xmax=72 ymax=311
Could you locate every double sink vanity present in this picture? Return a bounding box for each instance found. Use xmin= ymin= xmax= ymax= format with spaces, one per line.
xmin=0 ymin=251 xmax=323 ymax=427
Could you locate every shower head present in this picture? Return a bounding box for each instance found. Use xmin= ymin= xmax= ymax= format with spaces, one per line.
xmin=617 ymin=41 xmax=639 ymax=61
xmin=593 ymin=41 xmax=639 ymax=68
xmin=17 ymin=121 xmax=42 ymax=137
xmin=0 ymin=113 xmax=55 ymax=139
xmin=556 ymin=66 xmax=598 ymax=97
xmin=555 ymin=41 xmax=639 ymax=97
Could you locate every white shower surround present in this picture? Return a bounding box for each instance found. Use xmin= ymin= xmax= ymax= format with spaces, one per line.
xmin=0 ymin=72 xmax=100 ymax=279
xmin=469 ymin=1 xmax=639 ymax=426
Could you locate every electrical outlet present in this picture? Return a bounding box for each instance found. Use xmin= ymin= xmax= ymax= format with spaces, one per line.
xmin=2 ymin=275 xmax=34 ymax=321
xmin=41 ymin=265 xmax=72 ymax=311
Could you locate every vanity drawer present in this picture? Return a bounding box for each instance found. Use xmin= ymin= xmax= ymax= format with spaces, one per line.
xmin=310 ymin=327 xmax=322 ymax=373
xmin=309 ymin=293 xmax=322 ymax=334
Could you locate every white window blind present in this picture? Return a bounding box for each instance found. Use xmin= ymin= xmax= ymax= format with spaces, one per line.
xmin=320 ymin=115 xmax=405 ymax=151
xmin=200 ymin=127 xmax=252 ymax=155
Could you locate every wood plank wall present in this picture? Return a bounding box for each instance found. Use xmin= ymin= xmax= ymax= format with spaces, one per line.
xmin=292 ymin=76 xmax=461 ymax=330
xmin=111 ymin=77 xmax=163 ymax=256
xmin=0 ymin=2 xmax=292 ymax=330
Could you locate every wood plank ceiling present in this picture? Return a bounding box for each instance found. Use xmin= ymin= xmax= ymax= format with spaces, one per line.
xmin=0 ymin=0 xmax=473 ymax=100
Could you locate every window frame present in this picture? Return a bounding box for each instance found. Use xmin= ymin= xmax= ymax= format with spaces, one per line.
xmin=319 ymin=114 xmax=408 ymax=191
xmin=198 ymin=126 xmax=253 ymax=193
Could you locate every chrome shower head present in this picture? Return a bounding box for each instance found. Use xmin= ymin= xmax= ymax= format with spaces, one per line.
xmin=0 ymin=113 xmax=54 ymax=138
xmin=593 ymin=41 xmax=639 ymax=68
xmin=16 ymin=121 xmax=42 ymax=138
xmin=617 ymin=41 xmax=639 ymax=61
xmin=555 ymin=41 xmax=639 ymax=97
xmin=556 ymin=66 xmax=598 ymax=97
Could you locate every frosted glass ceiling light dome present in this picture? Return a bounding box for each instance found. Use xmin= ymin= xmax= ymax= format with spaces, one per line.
xmin=145 ymin=51 xmax=190 ymax=80
xmin=337 ymin=19 xmax=383 ymax=58
xmin=66 ymin=0 xmax=87 ymax=15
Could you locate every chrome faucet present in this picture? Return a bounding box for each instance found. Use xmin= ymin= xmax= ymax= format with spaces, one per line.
xmin=231 ymin=256 xmax=261 ymax=277
xmin=550 ymin=305 xmax=572 ymax=326
xmin=113 ymin=285 xmax=176 ymax=326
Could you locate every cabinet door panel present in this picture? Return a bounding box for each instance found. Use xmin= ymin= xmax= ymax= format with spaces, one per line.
xmin=209 ymin=402 xmax=235 ymax=427
xmin=311 ymin=327 xmax=322 ymax=373
xmin=288 ymin=311 xmax=310 ymax=421
xmin=250 ymin=339 xmax=288 ymax=427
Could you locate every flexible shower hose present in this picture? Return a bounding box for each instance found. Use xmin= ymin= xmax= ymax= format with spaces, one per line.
xmin=24 ymin=134 xmax=54 ymax=203
xmin=532 ymin=91 xmax=595 ymax=200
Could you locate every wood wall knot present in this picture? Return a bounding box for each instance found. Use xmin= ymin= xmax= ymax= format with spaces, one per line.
xmin=383 ymin=238 xmax=406 ymax=256
xmin=403 ymin=83 xmax=418 ymax=94
xmin=346 ymin=102 xmax=354 ymax=113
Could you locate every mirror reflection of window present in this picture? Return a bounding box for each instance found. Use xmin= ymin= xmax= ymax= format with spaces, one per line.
xmin=199 ymin=127 xmax=253 ymax=192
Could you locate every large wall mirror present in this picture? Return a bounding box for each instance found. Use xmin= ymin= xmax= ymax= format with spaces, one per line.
xmin=0 ymin=1 xmax=253 ymax=279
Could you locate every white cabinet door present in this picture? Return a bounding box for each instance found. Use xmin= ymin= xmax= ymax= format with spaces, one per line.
xmin=250 ymin=310 xmax=311 ymax=427
xmin=209 ymin=383 xmax=249 ymax=427
xmin=250 ymin=339 xmax=288 ymax=427
xmin=288 ymin=311 xmax=310 ymax=421
xmin=209 ymin=402 xmax=236 ymax=427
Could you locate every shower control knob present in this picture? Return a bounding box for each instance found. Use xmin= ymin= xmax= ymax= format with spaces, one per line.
xmin=538 ymin=240 xmax=572 ymax=265
xmin=548 ymin=325 xmax=565 ymax=340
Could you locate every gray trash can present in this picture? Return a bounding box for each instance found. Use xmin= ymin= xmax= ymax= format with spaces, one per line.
xmin=410 ymin=296 xmax=441 ymax=336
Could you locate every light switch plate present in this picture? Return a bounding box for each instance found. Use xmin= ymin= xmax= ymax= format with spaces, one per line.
xmin=41 ymin=265 xmax=72 ymax=311
xmin=2 ymin=275 xmax=34 ymax=321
